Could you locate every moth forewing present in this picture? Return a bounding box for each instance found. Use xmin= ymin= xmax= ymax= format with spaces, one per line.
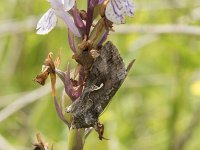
xmin=67 ymin=41 xmax=134 ymax=129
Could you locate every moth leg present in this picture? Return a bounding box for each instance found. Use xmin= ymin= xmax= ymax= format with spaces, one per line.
xmin=65 ymin=105 xmax=72 ymax=113
xmin=93 ymin=122 xmax=109 ymax=140
xmin=88 ymin=83 xmax=104 ymax=92
xmin=90 ymin=49 xmax=100 ymax=59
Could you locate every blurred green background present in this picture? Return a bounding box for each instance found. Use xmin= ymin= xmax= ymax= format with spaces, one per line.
xmin=1 ymin=0 xmax=200 ymax=150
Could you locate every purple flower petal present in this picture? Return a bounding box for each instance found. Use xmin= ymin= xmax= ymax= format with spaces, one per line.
xmin=67 ymin=29 xmax=77 ymax=53
xmin=97 ymin=30 xmax=109 ymax=46
xmin=53 ymin=96 xmax=70 ymax=128
xmin=98 ymin=0 xmax=105 ymax=4
xmin=64 ymin=64 xmax=83 ymax=101
xmin=71 ymin=7 xmax=86 ymax=36
xmin=86 ymin=0 xmax=99 ymax=37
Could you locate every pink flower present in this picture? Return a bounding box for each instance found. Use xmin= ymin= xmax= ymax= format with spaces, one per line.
xmin=36 ymin=0 xmax=81 ymax=37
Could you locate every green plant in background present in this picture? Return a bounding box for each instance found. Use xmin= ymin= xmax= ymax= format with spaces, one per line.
xmin=34 ymin=0 xmax=134 ymax=149
xmin=1 ymin=0 xmax=200 ymax=150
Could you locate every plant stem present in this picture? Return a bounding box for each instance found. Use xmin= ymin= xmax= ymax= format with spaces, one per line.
xmin=67 ymin=128 xmax=84 ymax=150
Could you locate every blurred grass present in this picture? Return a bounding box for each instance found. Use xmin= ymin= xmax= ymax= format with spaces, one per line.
xmin=0 ymin=0 xmax=200 ymax=150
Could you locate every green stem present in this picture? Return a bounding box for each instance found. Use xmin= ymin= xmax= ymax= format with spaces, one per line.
xmin=67 ymin=128 xmax=85 ymax=150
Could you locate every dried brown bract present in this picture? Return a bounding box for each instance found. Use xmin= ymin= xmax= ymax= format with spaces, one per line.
xmin=33 ymin=133 xmax=52 ymax=150
xmin=34 ymin=52 xmax=60 ymax=96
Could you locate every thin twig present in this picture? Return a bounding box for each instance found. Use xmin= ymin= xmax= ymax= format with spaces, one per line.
xmin=114 ymin=24 xmax=200 ymax=35
xmin=0 ymin=92 xmax=28 ymax=107
xmin=0 ymin=134 xmax=30 ymax=150
xmin=1 ymin=17 xmax=200 ymax=36
xmin=128 ymin=34 xmax=159 ymax=52
xmin=1 ymin=35 xmax=25 ymax=80
xmin=0 ymin=73 xmax=172 ymax=123
xmin=0 ymin=81 xmax=62 ymax=123
xmin=0 ymin=16 xmax=38 ymax=37
xmin=0 ymin=134 xmax=17 ymax=150
xmin=136 ymin=1 xmax=200 ymax=11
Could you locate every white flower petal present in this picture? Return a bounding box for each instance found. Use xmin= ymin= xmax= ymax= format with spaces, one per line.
xmin=105 ymin=0 xmax=134 ymax=24
xmin=63 ymin=0 xmax=75 ymax=11
xmin=37 ymin=0 xmax=78 ymax=36
xmin=125 ymin=0 xmax=134 ymax=16
xmin=48 ymin=0 xmax=64 ymax=10
xmin=57 ymin=10 xmax=81 ymax=37
xmin=105 ymin=0 xmax=125 ymax=24
xmin=36 ymin=8 xmax=57 ymax=34
xmin=48 ymin=0 xmax=74 ymax=11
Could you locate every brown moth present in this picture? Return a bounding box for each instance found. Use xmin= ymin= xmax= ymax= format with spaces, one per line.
xmin=67 ymin=41 xmax=135 ymax=129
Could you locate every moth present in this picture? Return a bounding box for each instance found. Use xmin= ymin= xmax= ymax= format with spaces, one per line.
xmin=67 ymin=41 xmax=134 ymax=130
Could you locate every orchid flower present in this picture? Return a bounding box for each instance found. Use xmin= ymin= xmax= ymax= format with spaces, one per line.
xmin=36 ymin=0 xmax=81 ymax=37
xmin=105 ymin=0 xmax=134 ymax=24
